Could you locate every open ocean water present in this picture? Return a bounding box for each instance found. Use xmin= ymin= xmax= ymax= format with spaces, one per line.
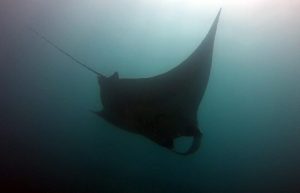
xmin=1 ymin=0 xmax=300 ymax=192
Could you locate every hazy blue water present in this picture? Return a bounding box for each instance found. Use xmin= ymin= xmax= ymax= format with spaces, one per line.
xmin=1 ymin=1 xmax=300 ymax=192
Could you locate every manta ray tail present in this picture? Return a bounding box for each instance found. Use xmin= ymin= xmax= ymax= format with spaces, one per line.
xmin=29 ymin=27 xmax=101 ymax=75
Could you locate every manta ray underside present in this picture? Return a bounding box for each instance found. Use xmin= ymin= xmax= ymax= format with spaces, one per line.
xmin=96 ymin=9 xmax=221 ymax=155
xmin=32 ymin=9 xmax=221 ymax=155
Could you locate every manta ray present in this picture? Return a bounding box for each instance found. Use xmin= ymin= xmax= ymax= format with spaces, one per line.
xmin=32 ymin=9 xmax=221 ymax=155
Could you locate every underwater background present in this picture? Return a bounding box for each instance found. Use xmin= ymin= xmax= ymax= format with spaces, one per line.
xmin=1 ymin=0 xmax=300 ymax=192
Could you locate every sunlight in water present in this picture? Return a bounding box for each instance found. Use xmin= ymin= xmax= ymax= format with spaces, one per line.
xmin=184 ymin=0 xmax=267 ymax=14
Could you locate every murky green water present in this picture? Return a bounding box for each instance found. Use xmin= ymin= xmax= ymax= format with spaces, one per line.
xmin=1 ymin=1 xmax=300 ymax=192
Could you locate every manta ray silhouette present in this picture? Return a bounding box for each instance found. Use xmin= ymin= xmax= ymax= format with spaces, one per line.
xmin=32 ymin=9 xmax=221 ymax=155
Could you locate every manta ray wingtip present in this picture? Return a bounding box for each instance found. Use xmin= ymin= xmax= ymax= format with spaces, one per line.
xmin=218 ymin=8 xmax=222 ymax=18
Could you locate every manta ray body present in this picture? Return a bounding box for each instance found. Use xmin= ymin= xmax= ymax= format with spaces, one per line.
xmin=33 ymin=9 xmax=221 ymax=155
xmin=96 ymin=9 xmax=221 ymax=154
